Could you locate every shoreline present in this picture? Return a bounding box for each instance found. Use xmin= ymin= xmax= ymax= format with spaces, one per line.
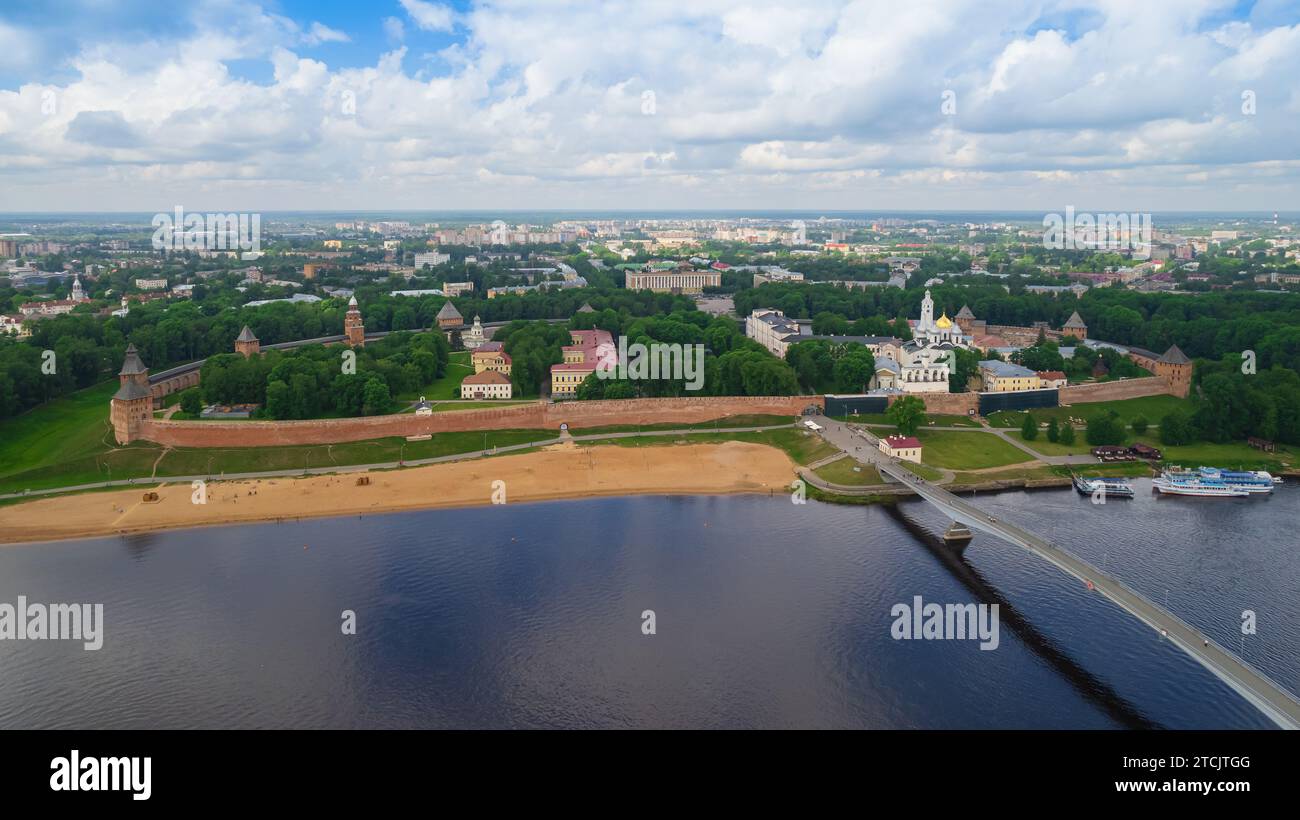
xmin=0 ymin=441 xmax=796 ymax=546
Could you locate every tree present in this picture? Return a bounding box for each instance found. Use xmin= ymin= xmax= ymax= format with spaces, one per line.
xmin=362 ymin=377 xmax=391 ymax=416
xmin=1160 ymin=411 xmax=1195 ymax=445
xmin=1085 ymin=413 xmax=1125 ymax=446
xmin=887 ymin=395 xmax=926 ymax=435
xmin=179 ymin=388 xmax=202 ymax=416
xmin=1021 ymin=413 xmax=1038 ymax=440
xmin=1046 ymin=416 xmax=1059 ymax=442
xmin=831 ymin=347 xmax=875 ymax=393
xmin=949 ymin=347 xmax=982 ymax=393
xmin=265 ymin=380 xmax=291 ymax=419
xmin=1131 ymin=415 xmax=1148 ymax=435
xmin=1059 ymin=421 xmax=1076 ymax=445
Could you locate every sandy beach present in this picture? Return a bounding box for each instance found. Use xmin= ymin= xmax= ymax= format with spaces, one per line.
xmin=0 ymin=441 xmax=796 ymax=545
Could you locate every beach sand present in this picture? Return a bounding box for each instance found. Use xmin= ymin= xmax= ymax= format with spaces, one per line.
xmin=0 ymin=440 xmax=797 ymax=545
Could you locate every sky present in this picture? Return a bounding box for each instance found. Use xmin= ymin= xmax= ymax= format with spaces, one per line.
xmin=0 ymin=0 xmax=1298 ymax=213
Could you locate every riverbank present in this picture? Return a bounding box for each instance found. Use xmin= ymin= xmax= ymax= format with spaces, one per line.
xmin=0 ymin=441 xmax=795 ymax=545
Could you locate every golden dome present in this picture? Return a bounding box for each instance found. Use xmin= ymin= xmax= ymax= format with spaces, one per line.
xmin=935 ymin=312 xmax=952 ymax=329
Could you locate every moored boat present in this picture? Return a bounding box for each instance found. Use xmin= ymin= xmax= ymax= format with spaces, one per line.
xmin=1196 ymin=467 xmax=1275 ymax=494
xmin=1152 ymin=476 xmax=1249 ymax=497
xmin=1073 ymin=475 xmax=1135 ymax=498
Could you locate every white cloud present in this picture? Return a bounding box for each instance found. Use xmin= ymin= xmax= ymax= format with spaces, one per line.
xmin=303 ymin=22 xmax=350 ymax=46
xmin=1 ymin=0 xmax=1299 ymax=210
xmin=400 ymin=0 xmax=456 ymax=33
xmin=383 ymin=17 xmax=406 ymax=43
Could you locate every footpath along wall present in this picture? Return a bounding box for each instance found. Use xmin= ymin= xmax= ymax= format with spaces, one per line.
xmin=138 ymin=395 xmax=822 ymax=448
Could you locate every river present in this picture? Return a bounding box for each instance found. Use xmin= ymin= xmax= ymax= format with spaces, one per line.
xmin=0 ymin=481 xmax=1295 ymax=728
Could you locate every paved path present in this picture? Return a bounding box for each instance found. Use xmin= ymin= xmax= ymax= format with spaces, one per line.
xmin=813 ymin=414 xmax=1300 ymax=730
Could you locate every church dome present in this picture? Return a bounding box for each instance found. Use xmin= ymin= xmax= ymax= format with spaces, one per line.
xmin=935 ymin=312 xmax=952 ymax=329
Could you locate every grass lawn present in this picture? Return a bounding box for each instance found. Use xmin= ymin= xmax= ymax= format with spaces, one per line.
xmin=915 ymin=429 xmax=1034 ymax=470
xmin=920 ymin=413 xmax=981 ymax=428
xmin=0 ymin=382 xmax=555 ymax=495
xmin=947 ymin=465 xmax=1060 ymax=486
xmin=153 ymin=429 xmax=555 ymax=478
xmin=1050 ymin=461 xmax=1152 ymax=479
xmin=987 ymin=394 xmax=1193 ymax=428
xmin=832 ymin=412 xmax=980 ymax=428
xmin=0 ymin=381 xmax=153 ymax=494
xmin=895 ymin=459 xmax=946 ymax=482
xmin=1133 ymin=438 xmax=1291 ymax=471
xmin=569 ymin=414 xmax=794 ymax=434
xmin=814 ymin=458 xmax=885 ymax=486
xmin=1006 ymin=430 xmax=1094 ymax=457
xmin=394 ymin=350 xmax=475 ymax=401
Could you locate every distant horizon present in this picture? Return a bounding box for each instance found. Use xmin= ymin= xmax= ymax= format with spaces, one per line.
xmin=1 ymin=208 xmax=1295 ymax=221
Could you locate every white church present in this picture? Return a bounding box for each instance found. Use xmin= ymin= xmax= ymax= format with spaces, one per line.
xmin=873 ymin=290 xmax=969 ymax=394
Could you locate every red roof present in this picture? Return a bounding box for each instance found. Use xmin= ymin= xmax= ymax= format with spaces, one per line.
xmin=883 ymin=435 xmax=922 ymax=449
xmin=1037 ymin=370 xmax=1067 ymax=380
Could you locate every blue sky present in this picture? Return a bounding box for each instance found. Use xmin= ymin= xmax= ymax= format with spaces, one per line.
xmin=1 ymin=0 xmax=1298 ymax=211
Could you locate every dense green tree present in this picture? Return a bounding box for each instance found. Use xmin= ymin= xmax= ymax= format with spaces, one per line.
xmin=1021 ymin=413 xmax=1038 ymax=440
xmin=1059 ymin=421 xmax=1076 ymax=445
xmin=1085 ymin=413 xmax=1126 ymax=446
xmin=179 ymin=388 xmax=202 ymax=416
xmin=887 ymin=395 xmax=926 ymax=435
xmin=832 ymin=347 xmax=876 ymax=393
xmin=362 ymin=377 xmax=391 ymax=416
xmin=1159 ymin=411 xmax=1194 ymax=445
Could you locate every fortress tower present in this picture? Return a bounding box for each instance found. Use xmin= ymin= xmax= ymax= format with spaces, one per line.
xmin=1153 ymin=345 xmax=1192 ymax=398
xmin=344 ymin=296 xmax=365 ymax=348
xmin=1061 ymin=310 xmax=1088 ymax=341
xmin=110 ymin=344 xmax=154 ymax=444
xmin=235 ymin=325 xmax=260 ymax=358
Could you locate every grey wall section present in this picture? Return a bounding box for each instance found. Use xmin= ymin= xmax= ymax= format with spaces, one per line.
xmin=978 ymin=389 xmax=1059 ymax=415
xmin=824 ymin=394 xmax=890 ymax=417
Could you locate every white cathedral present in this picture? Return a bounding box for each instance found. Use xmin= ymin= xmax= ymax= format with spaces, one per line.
xmin=873 ymin=290 xmax=969 ymax=394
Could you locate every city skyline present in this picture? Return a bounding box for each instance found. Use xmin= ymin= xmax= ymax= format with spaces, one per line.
xmin=2 ymin=0 xmax=1299 ymax=212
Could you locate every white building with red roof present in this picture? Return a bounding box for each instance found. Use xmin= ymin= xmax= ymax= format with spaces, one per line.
xmin=460 ymin=369 xmax=513 ymax=400
xmin=878 ymin=434 xmax=923 ymax=464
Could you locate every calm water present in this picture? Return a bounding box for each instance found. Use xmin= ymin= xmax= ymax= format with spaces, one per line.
xmin=0 ymin=481 xmax=1296 ymax=729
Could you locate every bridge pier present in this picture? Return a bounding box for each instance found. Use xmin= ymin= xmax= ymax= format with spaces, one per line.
xmin=942 ymin=522 xmax=973 ymax=548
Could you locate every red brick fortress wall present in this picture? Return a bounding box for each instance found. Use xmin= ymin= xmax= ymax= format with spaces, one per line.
xmin=136 ymin=396 xmax=823 ymax=448
xmin=1058 ymin=377 xmax=1173 ymax=404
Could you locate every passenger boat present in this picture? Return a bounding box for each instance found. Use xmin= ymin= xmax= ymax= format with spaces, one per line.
xmin=1196 ymin=467 xmax=1277 ymax=493
xmin=1072 ymin=475 xmax=1135 ymax=498
xmin=1152 ymin=475 xmax=1249 ymax=497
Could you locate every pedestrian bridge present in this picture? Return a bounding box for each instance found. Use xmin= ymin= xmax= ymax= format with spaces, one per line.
xmin=811 ymin=415 xmax=1300 ymax=730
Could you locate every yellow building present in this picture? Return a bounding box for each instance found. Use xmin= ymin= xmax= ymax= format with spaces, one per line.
xmin=978 ymin=360 xmax=1044 ymax=392
xmin=550 ymin=328 xmax=614 ymax=398
xmin=471 ymin=342 xmax=511 ymax=375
